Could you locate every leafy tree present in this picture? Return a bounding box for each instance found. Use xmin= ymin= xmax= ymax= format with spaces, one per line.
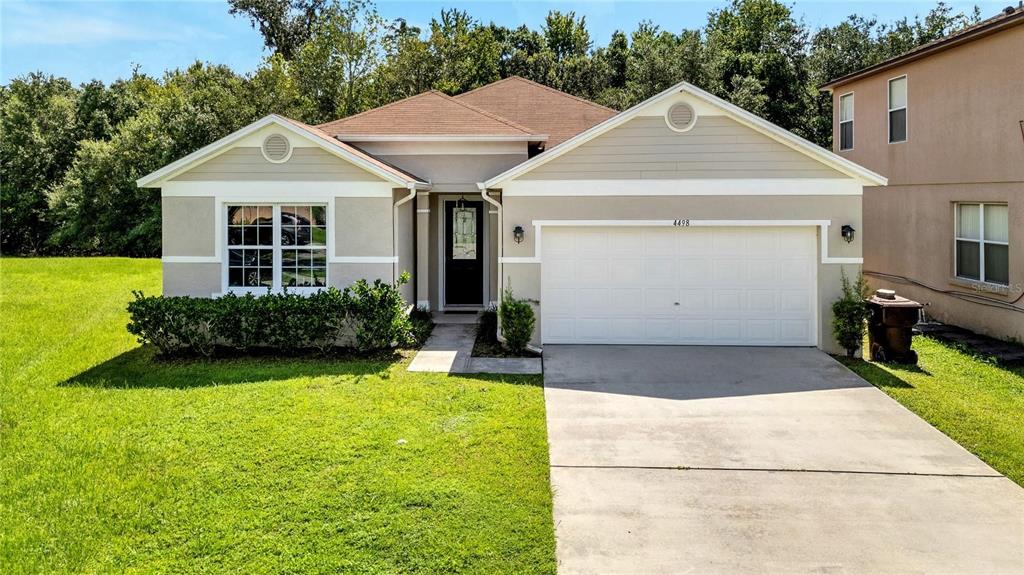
xmin=292 ymin=0 xmax=383 ymax=122
xmin=0 ymin=74 xmax=79 ymax=254
xmin=703 ymin=0 xmax=812 ymax=138
xmin=427 ymin=9 xmax=500 ymax=94
xmin=48 ymin=63 xmax=256 ymax=255
xmin=228 ymin=0 xmax=329 ymax=60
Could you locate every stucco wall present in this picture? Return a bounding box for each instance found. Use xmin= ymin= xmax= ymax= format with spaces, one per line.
xmin=162 ymin=196 xmax=215 ymax=257
xmin=334 ymin=197 xmax=394 ymax=257
xmin=500 ymin=194 xmax=863 ymax=353
xmin=832 ymin=25 xmax=1024 ymax=186
xmin=864 ymin=182 xmax=1023 ymax=341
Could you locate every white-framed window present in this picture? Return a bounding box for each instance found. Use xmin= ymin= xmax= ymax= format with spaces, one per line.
xmin=226 ymin=204 xmax=328 ymax=292
xmin=888 ymin=75 xmax=907 ymax=143
xmin=955 ymin=203 xmax=1009 ymax=285
xmin=839 ymin=92 xmax=854 ymax=151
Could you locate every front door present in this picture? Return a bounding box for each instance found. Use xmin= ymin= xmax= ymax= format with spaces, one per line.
xmin=444 ymin=200 xmax=484 ymax=306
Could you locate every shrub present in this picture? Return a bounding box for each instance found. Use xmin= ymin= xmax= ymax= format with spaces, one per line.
xmin=343 ymin=272 xmax=414 ymax=352
xmin=126 ymin=274 xmax=413 ymax=357
xmin=498 ymin=287 xmax=535 ymax=354
xmin=409 ymin=306 xmax=435 ymax=346
xmin=477 ymin=304 xmax=498 ymax=343
xmin=127 ymin=292 xmax=218 ymax=357
xmin=832 ymin=270 xmax=871 ymax=357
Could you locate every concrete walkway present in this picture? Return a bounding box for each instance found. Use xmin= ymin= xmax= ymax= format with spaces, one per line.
xmin=543 ymin=345 xmax=1024 ymax=574
xmin=407 ymin=318 xmax=542 ymax=374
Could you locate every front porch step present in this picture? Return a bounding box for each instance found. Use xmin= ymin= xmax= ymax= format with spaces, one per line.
xmin=431 ymin=311 xmax=482 ymax=325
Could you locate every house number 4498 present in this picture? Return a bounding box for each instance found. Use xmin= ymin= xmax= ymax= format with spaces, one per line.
xmin=673 ymin=219 xmax=690 ymax=227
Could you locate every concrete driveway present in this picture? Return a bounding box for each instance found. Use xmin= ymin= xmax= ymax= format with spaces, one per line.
xmin=543 ymin=346 xmax=1024 ymax=574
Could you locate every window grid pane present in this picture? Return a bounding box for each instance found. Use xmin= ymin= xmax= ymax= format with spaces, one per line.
xmin=957 ymin=204 xmax=981 ymax=239
xmin=839 ymin=94 xmax=853 ymax=122
xmin=888 ymin=77 xmax=907 ymax=110
xmin=956 ymin=240 xmax=981 ymax=280
xmin=840 ymin=121 xmax=853 ymax=151
xmin=983 ymin=204 xmax=1008 ymax=243
xmin=227 ymin=203 xmax=328 ymax=291
xmin=889 ymin=109 xmax=907 ymax=143
xmin=984 ymin=243 xmax=1009 ymax=285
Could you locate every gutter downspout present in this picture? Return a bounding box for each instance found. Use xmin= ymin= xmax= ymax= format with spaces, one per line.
xmin=393 ymin=183 xmax=417 ymax=283
xmin=478 ymin=182 xmax=502 ymax=306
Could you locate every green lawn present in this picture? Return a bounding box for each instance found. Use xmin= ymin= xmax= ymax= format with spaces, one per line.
xmin=0 ymin=258 xmax=555 ymax=574
xmin=838 ymin=337 xmax=1024 ymax=486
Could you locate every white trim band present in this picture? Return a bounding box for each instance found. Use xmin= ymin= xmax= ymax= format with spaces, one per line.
xmin=497 ymin=219 xmax=862 ymax=265
xmin=330 ymin=256 xmax=399 ymax=264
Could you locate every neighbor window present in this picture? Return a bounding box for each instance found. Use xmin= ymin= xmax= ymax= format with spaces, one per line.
xmin=888 ymin=76 xmax=907 ymax=143
xmin=955 ymin=203 xmax=1008 ymax=285
xmin=839 ymin=92 xmax=854 ymax=151
xmin=226 ymin=204 xmax=327 ymax=291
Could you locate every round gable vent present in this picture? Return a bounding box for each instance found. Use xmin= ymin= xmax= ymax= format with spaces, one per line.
xmin=666 ymin=102 xmax=697 ymax=132
xmin=261 ymin=133 xmax=292 ymax=163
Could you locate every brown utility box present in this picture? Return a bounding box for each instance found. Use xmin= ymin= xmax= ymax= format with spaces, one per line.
xmin=867 ymin=289 xmax=924 ymax=364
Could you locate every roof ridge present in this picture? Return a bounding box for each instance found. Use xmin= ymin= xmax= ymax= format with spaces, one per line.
xmin=431 ymin=89 xmax=538 ymax=135
xmin=456 ymin=75 xmax=618 ymax=113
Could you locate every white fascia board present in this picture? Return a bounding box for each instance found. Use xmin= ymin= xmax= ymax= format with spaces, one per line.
xmin=484 ymin=80 xmax=887 ymax=188
xmin=333 ymin=134 xmax=548 ymax=142
xmin=137 ymin=115 xmax=428 ymax=189
xmin=501 ymin=179 xmax=863 ymax=197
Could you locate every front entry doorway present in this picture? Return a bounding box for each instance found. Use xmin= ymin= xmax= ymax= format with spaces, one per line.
xmin=443 ymin=199 xmax=484 ymax=307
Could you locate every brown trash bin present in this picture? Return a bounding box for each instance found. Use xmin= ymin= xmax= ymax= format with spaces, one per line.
xmin=866 ymin=289 xmax=924 ymax=364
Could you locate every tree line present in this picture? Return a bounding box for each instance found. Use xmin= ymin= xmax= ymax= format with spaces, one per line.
xmin=1 ymin=0 xmax=978 ymax=256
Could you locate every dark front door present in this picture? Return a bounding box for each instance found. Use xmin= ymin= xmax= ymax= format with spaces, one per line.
xmin=444 ymin=200 xmax=484 ymax=306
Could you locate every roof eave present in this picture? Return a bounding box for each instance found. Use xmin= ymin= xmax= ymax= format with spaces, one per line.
xmin=821 ymin=10 xmax=1024 ymax=90
xmin=330 ymin=134 xmax=548 ymax=142
xmin=485 ymin=80 xmax=888 ymax=189
xmin=136 ymin=114 xmax=431 ymax=189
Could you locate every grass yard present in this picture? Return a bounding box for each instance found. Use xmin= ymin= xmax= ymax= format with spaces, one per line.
xmin=838 ymin=337 xmax=1024 ymax=486
xmin=0 ymin=258 xmax=555 ymax=574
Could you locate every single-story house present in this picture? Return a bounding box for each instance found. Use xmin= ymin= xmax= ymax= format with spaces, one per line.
xmin=138 ymin=76 xmax=886 ymax=353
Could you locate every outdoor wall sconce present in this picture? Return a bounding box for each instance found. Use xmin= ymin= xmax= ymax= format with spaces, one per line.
xmin=512 ymin=225 xmax=525 ymax=244
xmin=841 ymin=224 xmax=856 ymax=243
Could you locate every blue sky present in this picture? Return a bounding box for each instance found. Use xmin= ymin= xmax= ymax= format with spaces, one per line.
xmin=1 ymin=0 xmax=1000 ymax=85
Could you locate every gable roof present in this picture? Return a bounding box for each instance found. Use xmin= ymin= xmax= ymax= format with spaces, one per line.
xmin=482 ymin=80 xmax=888 ymax=188
xmin=455 ymin=76 xmax=618 ymax=146
xmin=821 ymin=5 xmax=1024 ymax=90
xmin=316 ymin=90 xmax=547 ymax=141
xmin=136 ymin=115 xmax=431 ymax=189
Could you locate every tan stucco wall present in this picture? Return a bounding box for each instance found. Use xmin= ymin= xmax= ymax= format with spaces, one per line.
xmin=329 ymin=262 xmax=392 ymax=291
xmin=162 ymin=196 xmax=215 ymax=257
xmin=500 ymin=194 xmax=863 ymax=353
xmin=394 ymin=189 xmax=415 ymax=302
xmin=831 ymin=25 xmax=1024 ymax=340
xmin=832 ymin=25 xmax=1024 ymax=185
xmin=335 ymin=197 xmax=394 ymax=257
xmin=864 ymin=182 xmax=1023 ymax=341
xmin=163 ymin=262 xmax=221 ymax=296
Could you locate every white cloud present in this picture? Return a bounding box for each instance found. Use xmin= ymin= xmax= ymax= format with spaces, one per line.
xmin=1 ymin=2 xmax=223 ymax=47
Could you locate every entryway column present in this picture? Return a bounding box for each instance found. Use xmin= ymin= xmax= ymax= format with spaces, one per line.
xmin=415 ymin=192 xmax=430 ymax=310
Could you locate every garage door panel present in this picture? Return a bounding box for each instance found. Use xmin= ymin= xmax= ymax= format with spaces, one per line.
xmin=643 ymin=258 xmax=677 ymax=284
xmin=541 ymin=226 xmax=816 ymax=346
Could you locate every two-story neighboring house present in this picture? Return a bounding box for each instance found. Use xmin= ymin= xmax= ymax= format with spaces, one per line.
xmin=822 ymin=5 xmax=1024 ymax=342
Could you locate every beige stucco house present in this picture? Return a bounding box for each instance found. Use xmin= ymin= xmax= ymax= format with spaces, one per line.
xmin=822 ymin=5 xmax=1024 ymax=342
xmin=139 ymin=76 xmax=885 ymax=353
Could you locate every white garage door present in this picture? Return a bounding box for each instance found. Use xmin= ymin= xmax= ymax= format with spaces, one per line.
xmin=541 ymin=226 xmax=817 ymax=346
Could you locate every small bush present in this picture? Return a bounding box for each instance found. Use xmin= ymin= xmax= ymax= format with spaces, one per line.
xmin=477 ymin=304 xmax=498 ymax=343
xmin=344 ymin=272 xmax=413 ymax=352
xmin=832 ymin=270 xmax=871 ymax=357
xmin=127 ymin=273 xmax=413 ymax=357
xmin=498 ymin=287 xmax=535 ymax=354
xmin=409 ymin=306 xmax=435 ymax=346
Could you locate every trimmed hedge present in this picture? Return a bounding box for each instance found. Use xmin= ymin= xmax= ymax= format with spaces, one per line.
xmin=498 ymin=287 xmax=535 ymax=354
xmin=128 ymin=273 xmax=415 ymax=357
